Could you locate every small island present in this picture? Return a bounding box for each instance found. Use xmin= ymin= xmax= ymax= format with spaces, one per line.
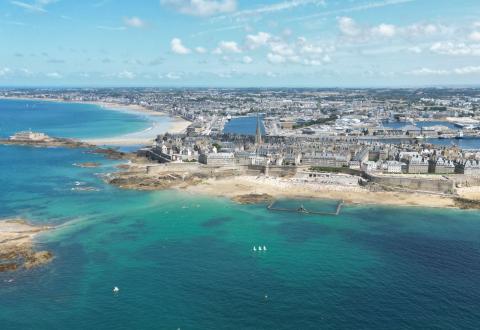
xmin=0 ymin=131 xmax=92 ymax=148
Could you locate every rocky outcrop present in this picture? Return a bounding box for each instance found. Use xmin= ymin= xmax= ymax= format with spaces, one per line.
xmin=232 ymin=193 xmax=274 ymax=204
xmin=454 ymin=198 xmax=480 ymax=209
xmin=0 ymin=219 xmax=53 ymax=272
xmin=73 ymin=162 xmax=101 ymax=168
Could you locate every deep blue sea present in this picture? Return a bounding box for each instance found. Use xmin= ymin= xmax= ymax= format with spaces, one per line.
xmin=1 ymin=100 xmax=480 ymax=329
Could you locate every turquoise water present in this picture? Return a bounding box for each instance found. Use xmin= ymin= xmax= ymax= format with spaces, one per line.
xmin=1 ymin=101 xmax=480 ymax=329
xmin=0 ymin=99 xmax=149 ymax=139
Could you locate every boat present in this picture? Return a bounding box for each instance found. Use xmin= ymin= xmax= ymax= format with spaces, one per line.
xmin=253 ymin=246 xmax=256 ymax=251
xmin=258 ymin=246 xmax=262 ymax=251
xmin=113 ymin=286 xmax=119 ymax=293
xmin=455 ymin=131 xmax=464 ymax=139
xmin=263 ymin=246 xmax=267 ymax=251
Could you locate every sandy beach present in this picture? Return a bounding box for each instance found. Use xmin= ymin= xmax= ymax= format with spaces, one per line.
xmin=182 ymin=175 xmax=458 ymax=209
xmin=84 ymin=116 xmax=191 ymax=146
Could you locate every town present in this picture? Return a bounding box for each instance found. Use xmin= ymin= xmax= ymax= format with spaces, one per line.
xmin=2 ymin=88 xmax=480 ymax=201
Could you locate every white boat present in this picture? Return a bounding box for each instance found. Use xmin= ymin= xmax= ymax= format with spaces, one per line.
xmin=263 ymin=246 xmax=267 ymax=251
xmin=253 ymin=246 xmax=256 ymax=251
xmin=113 ymin=286 xmax=119 ymax=293
xmin=258 ymin=246 xmax=262 ymax=251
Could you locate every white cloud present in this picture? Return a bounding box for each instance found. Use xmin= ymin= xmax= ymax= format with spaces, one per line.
xmin=430 ymin=42 xmax=480 ymax=56
xmin=195 ymin=46 xmax=207 ymax=54
xmin=0 ymin=68 xmax=12 ymax=77
xmin=10 ymin=0 xmax=57 ymax=13
xmin=242 ymin=55 xmax=253 ymax=64
xmin=216 ymin=0 xmax=325 ymax=21
xmin=117 ymin=70 xmax=136 ymax=79
xmin=171 ymin=38 xmax=191 ymax=54
xmin=453 ymin=66 xmax=480 ymax=74
xmin=288 ymin=0 xmax=416 ymax=23
xmin=409 ymin=66 xmax=480 ymax=76
xmin=245 ymin=32 xmax=271 ymax=49
xmin=166 ymin=72 xmax=181 ymax=79
xmin=371 ymin=23 xmax=396 ymax=37
xmin=213 ymin=41 xmax=242 ymax=54
xmin=338 ymin=17 xmax=360 ymax=37
xmin=270 ymin=41 xmax=295 ymax=56
xmin=337 ymin=18 xmax=450 ymax=42
xmin=263 ymin=34 xmax=333 ymax=66
xmin=160 ymin=0 xmax=237 ymax=17
xmin=267 ymin=53 xmax=286 ymax=64
xmin=299 ymin=39 xmax=324 ymax=55
xmin=405 ymin=23 xmax=438 ymax=36
xmin=46 ymin=72 xmax=62 ymax=79
xmin=124 ymin=16 xmax=146 ymax=28
xmin=407 ymin=46 xmax=422 ymax=54
xmin=409 ymin=68 xmax=449 ymax=76
xmin=469 ymin=31 xmax=480 ymax=42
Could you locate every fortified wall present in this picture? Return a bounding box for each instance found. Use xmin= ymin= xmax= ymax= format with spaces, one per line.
xmin=364 ymin=173 xmax=455 ymax=194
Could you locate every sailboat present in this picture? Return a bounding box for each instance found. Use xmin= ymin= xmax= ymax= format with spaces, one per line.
xmin=253 ymin=246 xmax=257 ymax=252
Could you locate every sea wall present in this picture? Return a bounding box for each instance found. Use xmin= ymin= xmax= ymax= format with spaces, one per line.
xmin=448 ymin=175 xmax=480 ymax=187
xmin=365 ymin=174 xmax=455 ymax=193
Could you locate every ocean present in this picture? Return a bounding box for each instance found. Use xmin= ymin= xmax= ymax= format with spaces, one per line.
xmin=1 ymin=100 xmax=480 ymax=329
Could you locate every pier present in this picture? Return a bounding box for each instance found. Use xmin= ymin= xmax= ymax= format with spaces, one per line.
xmin=267 ymin=200 xmax=344 ymax=216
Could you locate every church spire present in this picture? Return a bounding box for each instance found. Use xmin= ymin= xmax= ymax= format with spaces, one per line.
xmin=255 ymin=112 xmax=262 ymax=146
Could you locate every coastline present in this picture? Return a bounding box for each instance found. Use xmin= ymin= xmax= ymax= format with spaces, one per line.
xmin=180 ymin=175 xmax=459 ymax=209
xmin=0 ymin=96 xmax=191 ymax=146
xmin=105 ymin=161 xmax=478 ymax=209
xmin=0 ymin=219 xmax=53 ymax=272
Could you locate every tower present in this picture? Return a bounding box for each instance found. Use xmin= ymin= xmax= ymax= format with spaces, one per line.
xmin=255 ymin=112 xmax=262 ymax=146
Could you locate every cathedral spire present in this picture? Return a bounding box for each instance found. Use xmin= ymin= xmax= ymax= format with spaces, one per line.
xmin=255 ymin=112 xmax=262 ymax=146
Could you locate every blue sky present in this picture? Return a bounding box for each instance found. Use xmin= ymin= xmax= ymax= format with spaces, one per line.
xmin=1 ymin=0 xmax=480 ymax=87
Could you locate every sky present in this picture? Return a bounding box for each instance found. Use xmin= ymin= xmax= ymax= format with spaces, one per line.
xmin=1 ymin=0 xmax=480 ymax=87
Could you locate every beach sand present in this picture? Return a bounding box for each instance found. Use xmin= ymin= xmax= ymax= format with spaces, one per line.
xmin=182 ymin=176 xmax=457 ymax=209
xmin=85 ymin=116 xmax=191 ymax=146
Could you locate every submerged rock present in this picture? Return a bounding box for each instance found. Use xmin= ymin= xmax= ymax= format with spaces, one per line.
xmin=232 ymin=193 xmax=274 ymax=204
xmin=0 ymin=219 xmax=53 ymax=272
xmin=73 ymin=162 xmax=101 ymax=168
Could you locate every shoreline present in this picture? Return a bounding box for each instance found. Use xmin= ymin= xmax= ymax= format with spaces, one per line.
xmin=180 ymin=175 xmax=461 ymax=209
xmin=0 ymin=219 xmax=53 ymax=272
xmin=104 ymin=162 xmax=480 ymax=210
xmin=0 ymin=96 xmax=191 ymax=146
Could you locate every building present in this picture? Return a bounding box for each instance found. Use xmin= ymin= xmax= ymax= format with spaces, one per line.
xmin=384 ymin=161 xmax=403 ymax=173
xmin=432 ymin=158 xmax=455 ymax=174
xmin=199 ymin=152 xmax=235 ymax=166
xmin=361 ymin=161 xmax=378 ymax=173
xmin=457 ymin=160 xmax=480 ymax=175
xmin=408 ymin=156 xmax=429 ymax=174
xmin=9 ymin=131 xmax=50 ymax=142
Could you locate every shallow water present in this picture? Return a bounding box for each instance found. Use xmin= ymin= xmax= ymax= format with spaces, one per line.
xmin=0 ymin=99 xmax=149 ymax=139
xmin=1 ymin=100 xmax=480 ymax=329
